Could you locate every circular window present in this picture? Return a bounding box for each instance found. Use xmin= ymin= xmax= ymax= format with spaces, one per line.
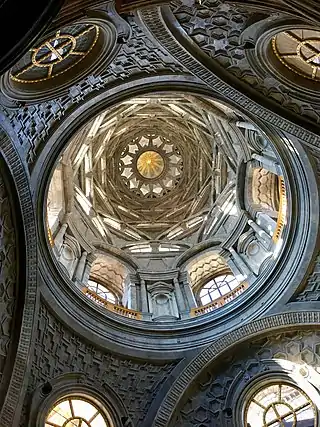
xmin=137 ymin=150 xmax=165 ymax=179
xmin=245 ymin=383 xmax=317 ymax=427
xmin=0 ymin=20 xmax=118 ymax=103
xmin=46 ymin=397 xmax=112 ymax=427
xmin=272 ymin=29 xmax=320 ymax=81
xmin=11 ymin=24 xmax=100 ymax=84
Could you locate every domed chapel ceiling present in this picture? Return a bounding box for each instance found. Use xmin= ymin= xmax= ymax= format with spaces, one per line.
xmin=47 ymin=90 xmax=287 ymax=322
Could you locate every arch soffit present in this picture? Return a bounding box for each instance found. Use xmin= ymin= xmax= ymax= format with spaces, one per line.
xmin=153 ymin=311 xmax=320 ymax=427
xmin=0 ymin=124 xmax=38 ymax=426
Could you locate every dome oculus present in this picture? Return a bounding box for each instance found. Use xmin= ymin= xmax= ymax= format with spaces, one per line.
xmin=272 ymin=29 xmax=320 ymax=81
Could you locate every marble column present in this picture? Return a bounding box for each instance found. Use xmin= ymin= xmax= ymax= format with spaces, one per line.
xmin=140 ymin=279 xmax=149 ymax=314
xmin=74 ymin=251 xmax=87 ymax=285
xmin=127 ymin=282 xmax=137 ymax=311
xmin=54 ymin=223 xmax=68 ymax=253
xmin=81 ymin=253 xmax=96 ymax=286
xmin=226 ymin=257 xmax=246 ymax=283
xmin=229 ymin=247 xmax=252 ymax=278
xmin=173 ymin=278 xmax=187 ymax=311
xmin=180 ymin=272 xmax=197 ymax=309
xmin=248 ymin=219 xmax=272 ymax=249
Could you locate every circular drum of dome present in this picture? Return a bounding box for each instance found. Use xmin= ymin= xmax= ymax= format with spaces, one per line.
xmin=36 ymin=86 xmax=319 ymax=355
xmin=251 ymin=23 xmax=320 ymax=97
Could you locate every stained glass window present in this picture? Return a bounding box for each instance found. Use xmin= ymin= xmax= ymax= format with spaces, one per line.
xmin=46 ymin=397 xmax=111 ymax=427
xmin=245 ymin=383 xmax=316 ymax=427
xmin=199 ymin=274 xmax=238 ymax=305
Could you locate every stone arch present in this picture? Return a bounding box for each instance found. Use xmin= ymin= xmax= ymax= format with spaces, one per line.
xmin=152 ymin=311 xmax=320 ymax=426
xmin=0 ymin=127 xmax=38 ymax=426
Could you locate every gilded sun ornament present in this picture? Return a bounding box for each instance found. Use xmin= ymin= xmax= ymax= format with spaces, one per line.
xmin=118 ymin=135 xmax=182 ymax=198
xmin=137 ymin=151 xmax=165 ymax=179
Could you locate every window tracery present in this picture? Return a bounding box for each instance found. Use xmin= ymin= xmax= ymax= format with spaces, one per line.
xmin=46 ymin=397 xmax=112 ymax=427
xmin=199 ymin=274 xmax=239 ymax=306
xmin=87 ymin=280 xmax=117 ymax=305
xmin=272 ymin=29 xmax=320 ymax=81
xmin=245 ymin=383 xmax=317 ymax=427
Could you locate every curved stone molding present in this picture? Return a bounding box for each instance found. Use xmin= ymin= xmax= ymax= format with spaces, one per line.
xmin=0 ymin=20 xmax=185 ymax=165
xmin=153 ymin=311 xmax=320 ymax=427
xmin=138 ymin=6 xmax=320 ymax=144
xmin=0 ymin=127 xmax=38 ymax=427
xmin=171 ymin=329 xmax=320 ymax=426
xmin=0 ymin=156 xmax=17 ymax=411
xmin=295 ymin=254 xmax=320 ymax=301
xmin=28 ymin=372 xmax=132 ymax=427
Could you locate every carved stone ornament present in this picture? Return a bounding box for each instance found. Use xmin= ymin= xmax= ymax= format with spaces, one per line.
xmin=0 ymin=18 xmax=119 ymax=103
xmin=152 ymin=312 xmax=320 ymax=426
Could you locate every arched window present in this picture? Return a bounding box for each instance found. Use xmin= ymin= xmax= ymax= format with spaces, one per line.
xmin=245 ymin=383 xmax=317 ymax=427
xmin=199 ymin=274 xmax=239 ymax=305
xmin=87 ymin=279 xmax=117 ymax=304
xmin=45 ymin=396 xmax=113 ymax=426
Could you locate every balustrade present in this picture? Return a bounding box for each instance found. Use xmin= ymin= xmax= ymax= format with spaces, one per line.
xmin=82 ymin=287 xmax=142 ymax=319
xmin=190 ymin=282 xmax=248 ymax=317
xmin=272 ymin=176 xmax=286 ymax=242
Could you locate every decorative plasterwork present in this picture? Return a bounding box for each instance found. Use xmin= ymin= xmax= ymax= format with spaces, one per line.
xmin=64 ymin=94 xmax=238 ymax=244
xmin=0 ymin=155 xmax=17 ymax=413
xmin=152 ymin=312 xmax=320 ymax=427
xmin=31 ymin=71 xmax=318 ymax=352
xmin=20 ymin=302 xmax=178 ymax=426
xmin=294 ymin=254 xmax=320 ymax=302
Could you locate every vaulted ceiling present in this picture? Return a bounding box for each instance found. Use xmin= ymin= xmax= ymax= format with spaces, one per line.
xmin=63 ymin=93 xmax=242 ymax=247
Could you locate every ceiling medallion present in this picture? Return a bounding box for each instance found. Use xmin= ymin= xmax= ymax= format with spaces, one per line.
xmin=136 ymin=150 xmax=165 ymax=179
xmin=10 ymin=25 xmax=99 ymax=84
xmin=272 ymin=29 xmax=320 ymax=81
